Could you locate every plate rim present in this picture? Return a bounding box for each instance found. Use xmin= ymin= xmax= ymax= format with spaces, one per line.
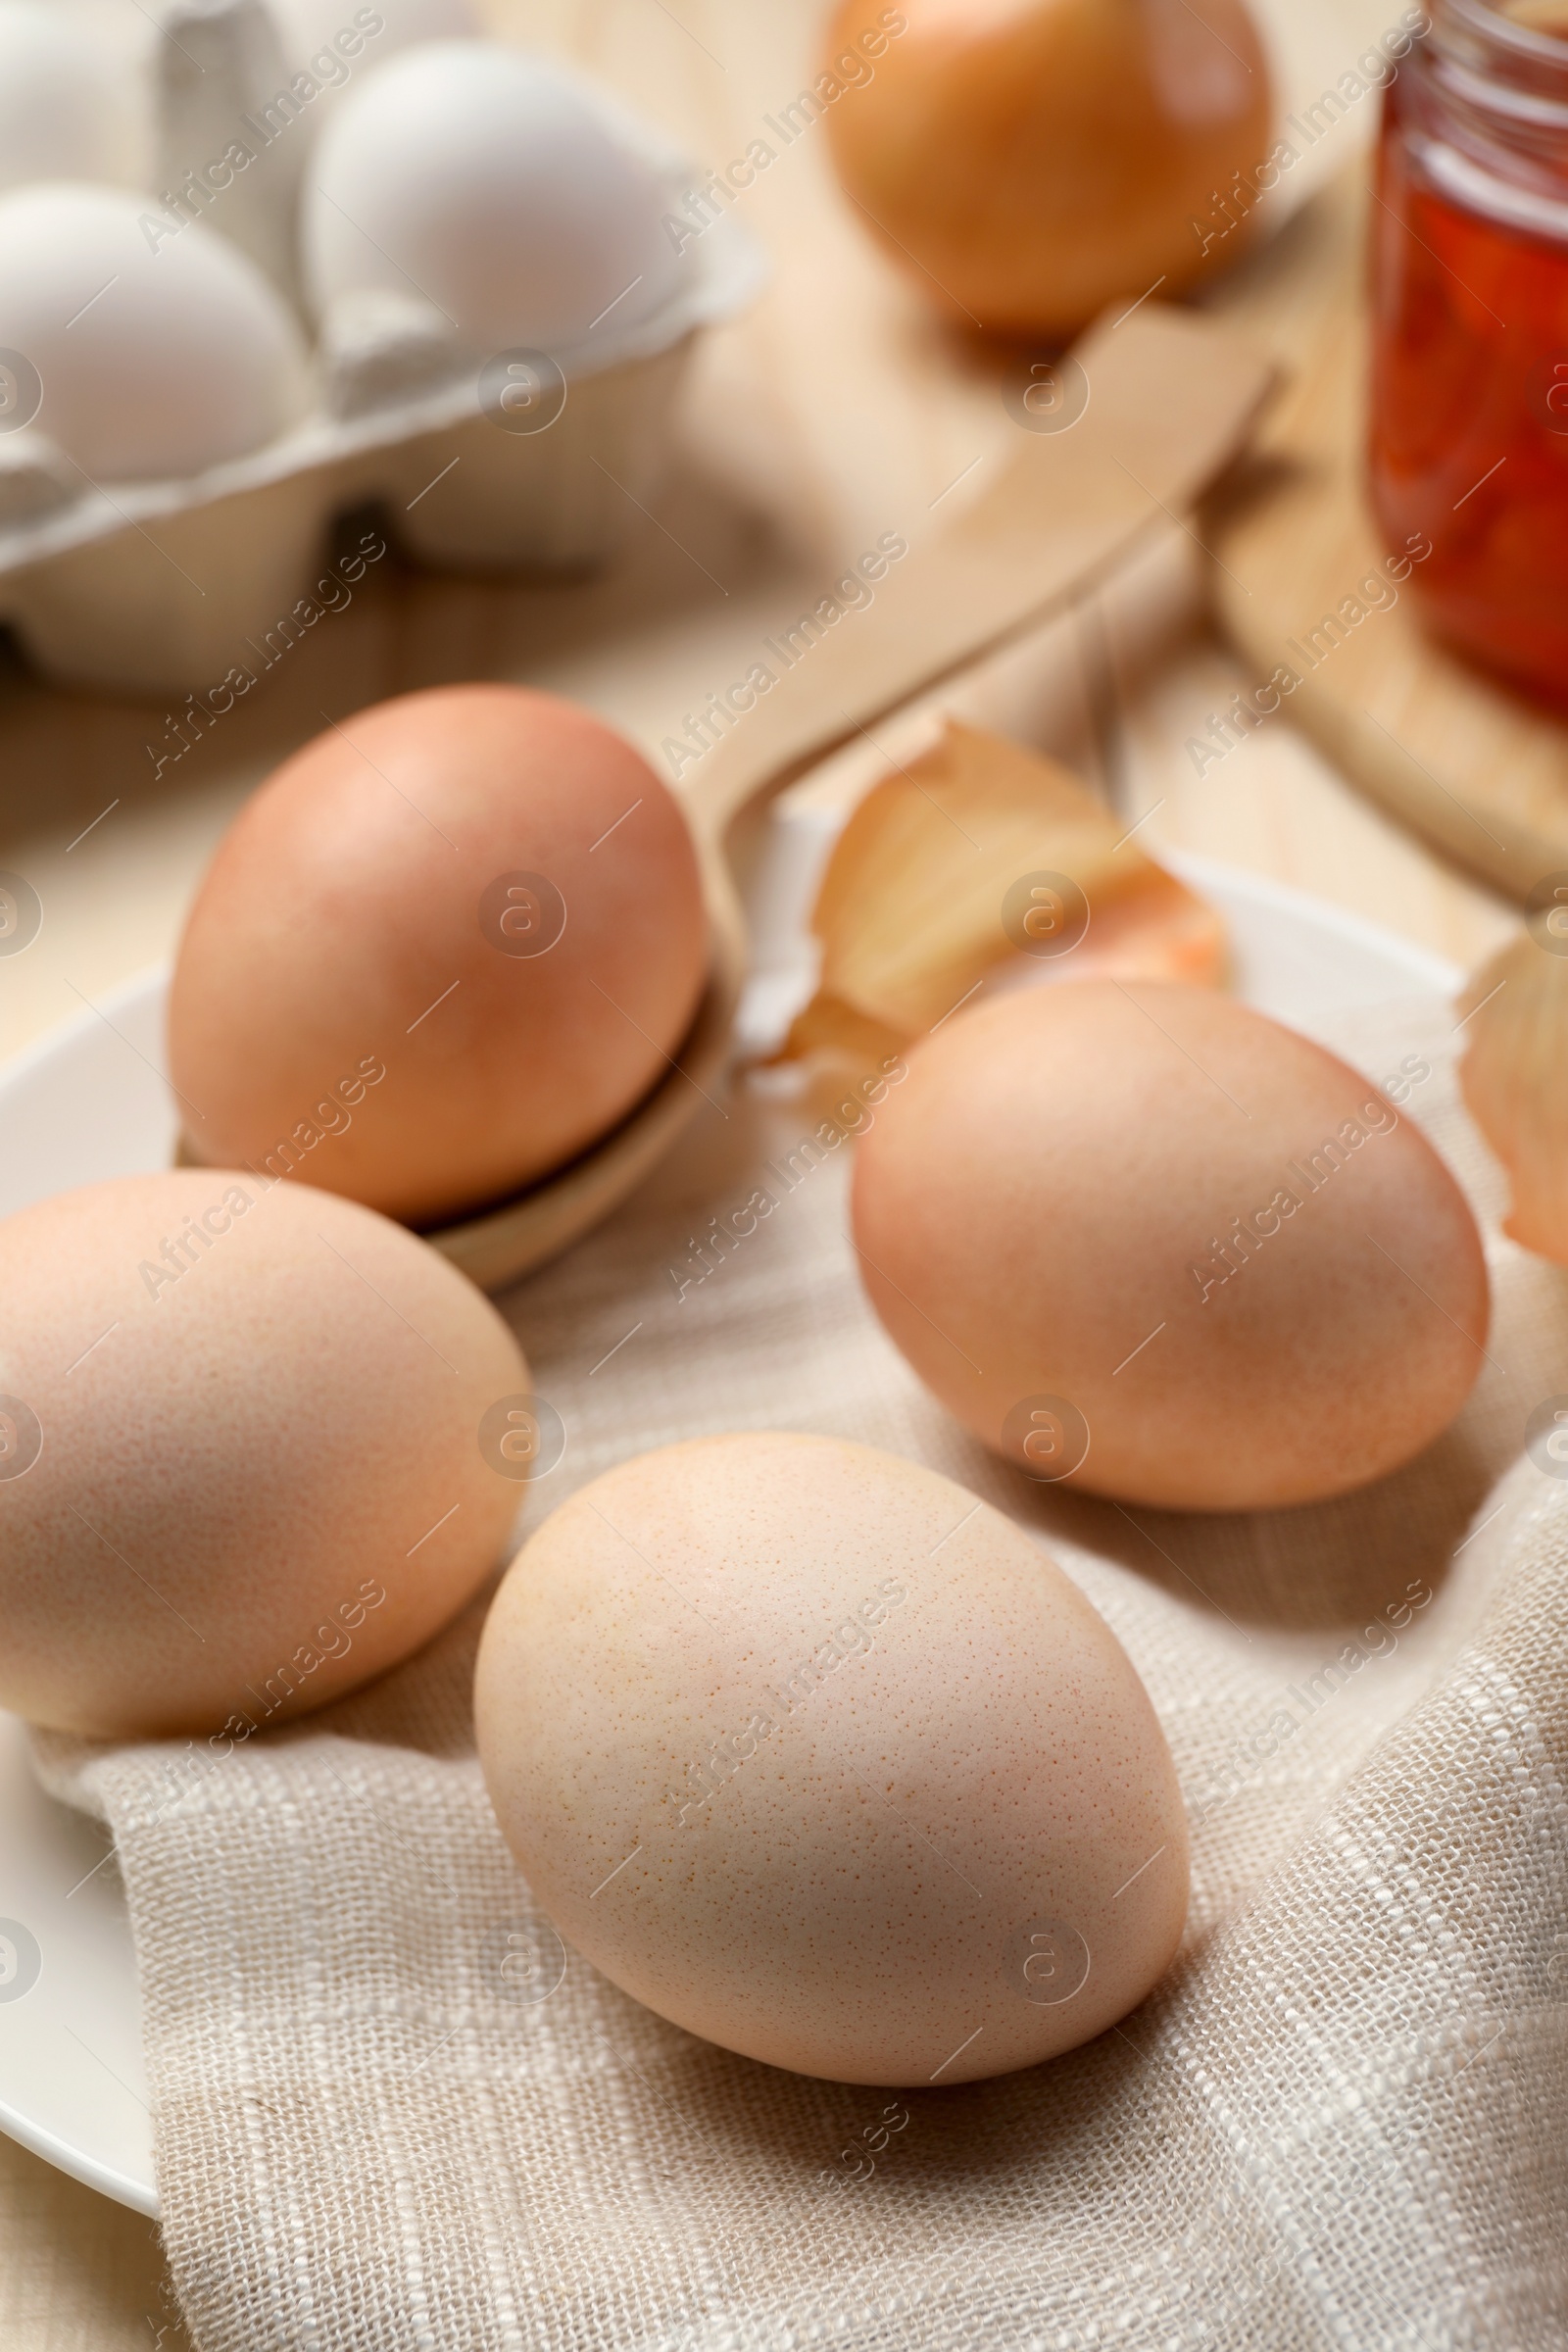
xmin=0 ymin=2083 xmax=159 ymax=2218
xmin=1162 ymin=848 xmax=1465 ymax=999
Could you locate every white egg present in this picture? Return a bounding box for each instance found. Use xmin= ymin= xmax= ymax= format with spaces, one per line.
xmin=0 ymin=3 xmax=133 ymax=192
xmin=304 ymin=41 xmax=684 ymax=353
xmin=0 ymin=183 xmax=308 ymax=480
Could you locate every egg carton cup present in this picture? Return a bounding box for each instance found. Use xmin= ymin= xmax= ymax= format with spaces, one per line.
xmin=0 ymin=211 xmax=763 ymax=699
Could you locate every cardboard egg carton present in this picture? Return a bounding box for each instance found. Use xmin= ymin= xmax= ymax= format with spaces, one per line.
xmin=0 ymin=3 xmax=764 ymax=698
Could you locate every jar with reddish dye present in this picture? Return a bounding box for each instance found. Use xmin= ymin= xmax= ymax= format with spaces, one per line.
xmin=1370 ymin=0 xmax=1568 ymax=706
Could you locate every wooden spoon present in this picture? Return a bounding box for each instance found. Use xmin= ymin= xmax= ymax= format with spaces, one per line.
xmin=416 ymin=302 xmax=1275 ymax=1289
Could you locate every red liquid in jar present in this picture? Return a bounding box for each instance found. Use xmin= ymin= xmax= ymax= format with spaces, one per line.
xmin=1370 ymin=66 xmax=1568 ymax=707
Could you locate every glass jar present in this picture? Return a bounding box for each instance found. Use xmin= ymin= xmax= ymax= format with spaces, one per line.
xmin=1369 ymin=0 xmax=1568 ymax=706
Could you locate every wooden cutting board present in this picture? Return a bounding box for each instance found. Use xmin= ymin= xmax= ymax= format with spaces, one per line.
xmin=1209 ymin=174 xmax=1568 ymax=905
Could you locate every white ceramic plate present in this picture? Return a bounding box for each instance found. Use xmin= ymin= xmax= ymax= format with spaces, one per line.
xmin=0 ymin=851 xmax=1459 ymax=2219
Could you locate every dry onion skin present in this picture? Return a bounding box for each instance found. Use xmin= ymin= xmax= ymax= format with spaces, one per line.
xmin=783 ymin=719 xmax=1225 ymax=1070
xmin=822 ymin=0 xmax=1275 ymax=338
xmin=1458 ymin=927 xmax=1568 ymax=1263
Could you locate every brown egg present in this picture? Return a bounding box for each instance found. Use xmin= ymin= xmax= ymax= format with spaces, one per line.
xmin=823 ymin=0 xmax=1274 ymax=338
xmin=475 ymin=1433 xmax=1188 ymax=2085
xmin=168 ymin=684 xmax=707 ymax=1227
xmin=851 ymin=983 xmax=1490 ymax=1510
xmin=0 ymin=1170 xmax=530 ymax=1739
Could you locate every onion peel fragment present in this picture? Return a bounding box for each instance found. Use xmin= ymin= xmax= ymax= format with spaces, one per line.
xmin=781 ymin=718 xmax=1225 ymax=1066
xmin=1458 ymin=927 xmax=1568 ymax=1263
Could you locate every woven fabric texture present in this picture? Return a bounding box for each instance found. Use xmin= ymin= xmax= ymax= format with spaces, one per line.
xmin=33 ymin=996 xmax=1568 ymax=2351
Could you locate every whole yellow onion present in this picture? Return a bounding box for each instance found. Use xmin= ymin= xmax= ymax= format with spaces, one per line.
xmin=823 ymin=0 xmax=1275 ymax=338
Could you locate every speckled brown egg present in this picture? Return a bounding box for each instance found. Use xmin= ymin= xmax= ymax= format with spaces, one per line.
xmin=168 ymin=684 xmax=708 ymax=1227
xmin=474 ymin=1432 xmax=1188 ymax=2084
xmin=0 ymin=1169 xmax=530 ymax=1738
xmin=852 ymin=981 xmax=1490 ymax=1510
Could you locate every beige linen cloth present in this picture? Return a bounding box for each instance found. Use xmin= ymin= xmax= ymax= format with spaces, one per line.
xmin=30 ymin=994 xmax=1568 ymax=2351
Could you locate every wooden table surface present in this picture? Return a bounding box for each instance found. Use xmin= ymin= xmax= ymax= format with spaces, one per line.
xmin=0 ymin=2 xmax=1529 ymax=2341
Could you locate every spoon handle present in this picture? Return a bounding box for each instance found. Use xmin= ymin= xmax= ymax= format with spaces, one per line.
xmin=680 ymin=300 xmax=1276 ymax=850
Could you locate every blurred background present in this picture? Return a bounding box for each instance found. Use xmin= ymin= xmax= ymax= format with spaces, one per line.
xmin=0 ymin=0 xmax=1526 ymax=1091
